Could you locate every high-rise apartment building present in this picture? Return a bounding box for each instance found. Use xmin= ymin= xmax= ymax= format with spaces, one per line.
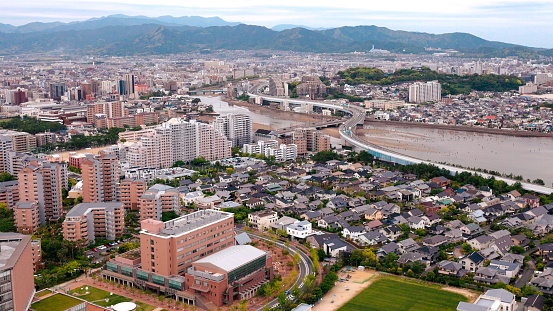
xmin=0 ymin=131 xmax=36 ymax=153
xmin=214 ymin=114 xmax=252 ymax=147
xmin=0 ymin=136 xmax=12 ymax=173
xmin=408 ymin=80 xmax=442 ymax=103
xmin=0 ymin=180 xmax=19 ymax=209
xmin=63 ymin=202 xmax=125 ymax=242
xmin=265 ymin=144 xmax=298 ymax=162
xmin=125 ymin=118 xmax=231 ymax=168
xmin=241 ymin=140 xmax=279 ymax=154
xmin=17 ymin=161 xmax=64 ymax=226
xmin=86 ymin=102 xmax=126 ymax=124
xmin=5 ymin=88 xmax=28 ymax=105
xmin=82 ymin=154 xmax=119 ymax=203
xmin=138 ymin=184 xmax=180 ymax=221
xmin=0 ymin=233 xmax=35 ymax=311
xmin=30 ymin=240 xmax=44 ymax=272
xmin=268 ymin=76 xmax=288 ymax=96
xmin=120 ymin=179 xmax=147 ymax=210
xmin=291 ymin=128 xmax=331 ymax=155
xmin=14 ymin=202 xmax=39 ymax=235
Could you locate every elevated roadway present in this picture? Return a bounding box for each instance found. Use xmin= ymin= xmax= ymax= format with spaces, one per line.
xmin=247 ymin=91 xmax=553 ymax=195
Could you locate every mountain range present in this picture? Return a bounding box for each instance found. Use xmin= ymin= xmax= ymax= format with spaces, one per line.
xmin=0 ymin=15 xmax=548 ymax=57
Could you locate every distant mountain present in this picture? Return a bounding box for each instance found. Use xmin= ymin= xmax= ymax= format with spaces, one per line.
xmin=271 ymin=24 xmax=328 ymax=31
xmin=0 ymin=22 xmax=546 ymax=57
xmin=320 ymin=26 xmax=515 ymax=50
xmin=0 ymin=15 xmax=238 ymax=33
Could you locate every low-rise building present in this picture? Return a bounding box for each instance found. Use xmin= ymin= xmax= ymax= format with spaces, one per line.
xmin=248 ymin=210 xmax=278 ymax=230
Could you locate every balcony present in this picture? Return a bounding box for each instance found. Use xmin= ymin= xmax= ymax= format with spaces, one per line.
xmin=189 ymin=283 xmax=210 ymax=293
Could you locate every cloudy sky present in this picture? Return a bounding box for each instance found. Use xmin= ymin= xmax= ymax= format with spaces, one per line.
xmin=2 ymin=0 xmax=552 ymax=48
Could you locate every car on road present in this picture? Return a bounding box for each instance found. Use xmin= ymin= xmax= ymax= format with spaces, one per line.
xmin=91 ymin=248 xmax=97 ymax=251
xmin=87 ymin=254 xmax=95 ymax=258
xmin=97 ymin=245 xmax=107 ymax=250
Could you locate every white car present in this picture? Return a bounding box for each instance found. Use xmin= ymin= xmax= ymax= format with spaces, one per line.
xmin=97 ymin=245 xmax=107 ymax=250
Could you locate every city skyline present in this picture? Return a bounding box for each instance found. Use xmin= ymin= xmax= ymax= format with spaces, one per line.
xmin=1 ymin=0 xmax=553 ymax=48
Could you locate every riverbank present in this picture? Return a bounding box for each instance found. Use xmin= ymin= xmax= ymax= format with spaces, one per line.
xmin=365 ymin=119 xmax=553 ymax=138
xmin=222 ymin=96 xmax=337 ymax=126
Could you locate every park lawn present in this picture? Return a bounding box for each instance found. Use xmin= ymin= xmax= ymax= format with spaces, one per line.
xmin=135 ymin=301 xmax=157 ymax=311
xmin=32 ymin=294 xmax=82 ymax=311
xmin=338 ymin=276 xmax=468 ymax=311
xmin=69 ymin=285 xmax=132 ymax=307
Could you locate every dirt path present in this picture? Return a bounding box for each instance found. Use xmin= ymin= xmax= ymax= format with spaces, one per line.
xmin=312 ymin=269 xmax=378 ymax=311
xmin=442 ymin=286 xmax=480 ymax=303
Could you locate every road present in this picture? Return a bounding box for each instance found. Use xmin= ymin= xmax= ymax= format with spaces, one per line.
xmin=514 ymin=260 xmax=535 ymax=288
xmin=247 ymin=84 xmax=553 ymax=195
xmin=235 ymin=229 xmax=314 ymax=311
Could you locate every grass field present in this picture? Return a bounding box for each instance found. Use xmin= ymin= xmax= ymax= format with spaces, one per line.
xmin=338 ymin=276 xmax=468 ymax=311
xmin=135 ymin=301 xmax=158 ymax=311
xmin=69 ymin=285 xmax=132 ymax=307
xmin=31 ymin=294 xmax=83 ymax=311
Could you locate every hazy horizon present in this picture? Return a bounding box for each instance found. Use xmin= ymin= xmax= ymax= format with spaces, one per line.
xmin=2 ymin=0 xmax=552 ymax=48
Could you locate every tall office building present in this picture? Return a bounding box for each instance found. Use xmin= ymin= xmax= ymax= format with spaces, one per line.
xmin=0 ymin=233 xmax=35 ymax=311
xmin=81 ymin=154 xmax=119 ymax=203
xmin=17 ymin=160 xmax=65 ymax=226
xmin=214 ymin=113 xmax=253 ymax=147
xmin=49 ymin=83 xmax=66 ymax=101
xmin=408 ymin=81 xmax=442 ymax=103
xmin=123 ymin=74 xmax=136 ymax=96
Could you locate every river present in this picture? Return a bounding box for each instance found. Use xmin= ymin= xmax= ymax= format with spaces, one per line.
xmin=362 ymin=123 xmax=553 ymax=186
xmin=201 ymin=96 xmax=552 ymax=185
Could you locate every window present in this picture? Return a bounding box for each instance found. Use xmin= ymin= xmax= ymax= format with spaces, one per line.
xmin=152 ymin=275 xmax=165 ymax=286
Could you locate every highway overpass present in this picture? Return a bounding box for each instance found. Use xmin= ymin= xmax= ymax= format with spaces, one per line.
xmin=247 ymin=92 xmax=553 ymax=195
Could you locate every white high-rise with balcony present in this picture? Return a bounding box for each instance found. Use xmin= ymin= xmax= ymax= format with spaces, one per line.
xmin=408 ymin=81 xmax=441 ymax=103
xmin=214 ymin=113 xmax=253 ymax=147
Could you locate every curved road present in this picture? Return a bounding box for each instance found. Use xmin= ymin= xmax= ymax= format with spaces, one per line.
xmin=236 ymin=229 xmax=313 ymax=310
xmin=247 ymin=84 xmax=553 ymax=195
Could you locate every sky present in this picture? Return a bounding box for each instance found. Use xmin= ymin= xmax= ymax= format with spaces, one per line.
xmin=2 ymin=0 xmax=553 ymax=48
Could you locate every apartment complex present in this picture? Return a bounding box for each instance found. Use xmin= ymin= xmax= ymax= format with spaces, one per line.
xmin=265 ymin=144 xmax=298 ymax=162
xmin=408 ymin=80 xmax=442 ymax=103
xmin=120 ymin=179 xmax=147 ymax=210
xmin=296 ymin=76 xmax=327 ymax=98
xmin=30 ymin=240 xmax=44 ymax=272
xmin=0 ymin=180 xmax=19 ymax=209
xmin=242 ymin=140 xmax=298 ymax=162
xmin=138 ymin=184 xmax=180 ymax=221
xmin=17 ymin=161 xmax=65 ymax=227
xmin=291 ymin=128 xmax=331 ymax=155
xmin=82 ymin=153 xmax=119 ymax=203
xmin=126 ymin=118 xmax=231 ymax=169
xmin=0 ymin=136 xmax=12 ymax=173
xmin=0 ymin=130 xmax=36 ymax=153
xmin=214 ymin=114 xmax=253 ymax=147
xmin=62 ymin=202 xmax=125 ymax=242
xmin=13 ymin=202 xmax=39 ymax=235
xmin=86 ymin=101 xmax=126 ymax=124
xmin=185 ymin=245 xmax=273 ymax=306
xmin=268 ymin=76 xmax=288 ymax=96
xmin=0 ymin=233 xmax=35 ymax=311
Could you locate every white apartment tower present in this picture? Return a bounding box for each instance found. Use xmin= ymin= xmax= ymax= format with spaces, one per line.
xmin=214 ymin=114 xmax=253 ymax=147
xmin=408 ymin=81 xmax=442 ymax=103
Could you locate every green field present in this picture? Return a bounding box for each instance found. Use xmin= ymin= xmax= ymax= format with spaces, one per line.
xmin=31 ymin=294 xmax=83 ymax=311
xmin=135 ymin=301 xmax=158 ymax=311
xmin=338 ymin=277 xmax=468 ymax=311
xmin=69 ymin=285 xmax=132 ymax=307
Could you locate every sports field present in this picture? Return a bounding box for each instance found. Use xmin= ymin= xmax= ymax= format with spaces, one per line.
xmin=338 ymin=276 xmax=468 ymax=311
